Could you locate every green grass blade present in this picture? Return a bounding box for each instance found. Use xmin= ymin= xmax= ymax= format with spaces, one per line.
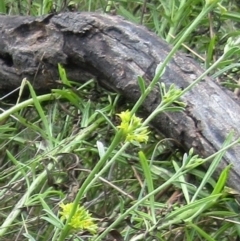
xmin=212 ymin=165 xmax=231 ymax=195
xmin=187 ymin=222 xmax=216 ymax=241
xmin=138 ymin=151 xmax=156 ymax=224
xmin=58 ymin=64 xmax=72 ymax=87
xmin=173 ymin=160 xmax=190 ymax=204
xmin=191 ymin=131 xmax=233 ymax=202
xmin=0 ymin=0 xmax=6 ymax=13
xmin=26 ymin=80 xmax=55 ymax=148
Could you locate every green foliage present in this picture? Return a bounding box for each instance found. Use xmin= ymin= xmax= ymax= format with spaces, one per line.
xmin=0 ymin=0 xmax=240 ymax=241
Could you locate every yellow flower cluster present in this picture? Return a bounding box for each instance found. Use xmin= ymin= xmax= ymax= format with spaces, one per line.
xmin=117 ymin=110 xmax=149 ymax=144
xmin=59 ymin=202 xmax=97 ymax=234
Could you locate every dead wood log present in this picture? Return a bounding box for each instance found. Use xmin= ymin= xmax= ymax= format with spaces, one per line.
xmin=0 ymin=12 xmax=240 ymax=195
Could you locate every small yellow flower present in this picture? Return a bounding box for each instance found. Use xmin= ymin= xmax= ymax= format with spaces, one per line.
xmin=117 ymin=109 xmax=131 ymax=123
xmin=59 ymin=202 xmax=97 ymax=234
xmin=132 ymin=130 xmax=149 ymax=143
xmin=117 ymin=110 xmax=150 ymax=144
xmin=117 ymin=121 xmax=129 ymax=134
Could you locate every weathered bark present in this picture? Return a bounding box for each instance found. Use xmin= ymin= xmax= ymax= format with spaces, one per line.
xmin=0 ymin=12 xmax=240 ymax=195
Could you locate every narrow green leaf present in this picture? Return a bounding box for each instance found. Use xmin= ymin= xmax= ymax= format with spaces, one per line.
xmin=163 ymin=194 xmax=221 ymax=225
xmin=212 ymin=165 xmax=231 ymax=195
xmin=206 ymin=35 xmax=216 ymax=69
xmin=22 ymin=233 xmax=36 ymax=241
xmin=41 ymin=216 xmax=63 ymax=229
xmin=17 ymin=78 xmax=28 ymax=104
xmin=0 ymin=0 xmax=6 ymax=13
xmin=137 ymin=76 xmax=146 ymax=95
xmin=52 ymin=89 xmax=80 ymax=108
xmin=118 ymin=5 xmax=138 ymax=23
xmin=173 ymin=161 xmax=190 ymax=204
xmin=26 ymin=81 xmax=54 ymax=147
xmin=40 ymin=199 xmax=63 ymax=228
xmin=6 ymin=150 xmax=28 ymax=182
xmin=39 ymin=198 xmax=52 ymax=212
xmin=81 ymin=101 xmax=91 ymax=127
xmin=138 ymin=151 xmax=156 ymax=224
xmin=58 ymin=64 xmax=72 ymax=87
xmin=97 ymin=141 xmax=105 ymax=159
xmin=188 ymin=222 xmax=216 ymax=241
xmin=95 ymin=109 xmax=117 ymax=131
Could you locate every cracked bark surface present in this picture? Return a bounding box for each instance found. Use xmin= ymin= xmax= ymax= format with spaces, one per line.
xmin=0 ymin=12 xmax=240 ymax=195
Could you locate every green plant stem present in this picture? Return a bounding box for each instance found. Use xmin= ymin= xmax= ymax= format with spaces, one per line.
xmin=142 ymin=50 xmax=231 ymax=127
xmin=105 ymin=0 xmax=113 ymax=12
xmin=165 ymin=0 xmax=187 ymax=43
xmin=0 ymin=93 xmax=55 ymax=122
xmin=130 ymin=1 xmax=218 ymax=116
xmin=57 ymin=130 xmax=127 ymax=241
xmin=203 ymin=138 xmax=240 ymax=163
xmin=87 ymin=142 xmax=130 ymax=189
xmin=139 ymin=151 xmax=157 ymax=224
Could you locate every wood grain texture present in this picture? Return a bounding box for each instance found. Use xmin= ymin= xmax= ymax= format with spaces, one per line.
xmin=0 ymin=12 xmax=239 ymax=195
